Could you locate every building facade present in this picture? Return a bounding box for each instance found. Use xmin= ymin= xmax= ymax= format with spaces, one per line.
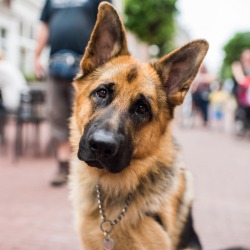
xmin=0 ymin=0 xmax=150 ymax=78
xmin=0 ymin=0 xmax=43 ymax=76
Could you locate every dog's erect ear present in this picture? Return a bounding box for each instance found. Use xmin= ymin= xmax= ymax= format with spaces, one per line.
xmin=153 ymin=40 xmax=209 ymax=106
xmin=80 ymin=2 xmax=129 ymax=75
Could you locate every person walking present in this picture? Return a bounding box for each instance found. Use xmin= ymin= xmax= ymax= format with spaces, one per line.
xmin=34 ymin=0 xmax=112 ymax=186
xmin=192 ymin=64 xmax=215 ymax=126
xmin=232 ymin=49 xmax=250 ymax=133
xmin=0 ymin=51 xmax=28 ymax=112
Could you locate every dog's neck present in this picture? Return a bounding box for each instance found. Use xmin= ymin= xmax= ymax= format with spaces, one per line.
xmin=88 ymin=153 xmax=179 ymax=206
xmin=86 ymin=156 xmax=180 ymax=232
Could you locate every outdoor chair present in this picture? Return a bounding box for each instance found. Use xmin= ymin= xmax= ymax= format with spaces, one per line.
xmin=15 ymin=89 xmax=46 ymax=159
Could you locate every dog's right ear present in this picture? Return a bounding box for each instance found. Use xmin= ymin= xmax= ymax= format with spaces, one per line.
xmin=80 ymin=2 xmax=129 ymax=76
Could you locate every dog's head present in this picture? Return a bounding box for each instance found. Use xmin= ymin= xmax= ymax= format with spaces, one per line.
xmin=71 ymin=2 xmax=208 ymax=174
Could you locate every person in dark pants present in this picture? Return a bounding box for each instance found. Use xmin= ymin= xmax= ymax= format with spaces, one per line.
xmin=192 ymin=64 xmax=215 ymax=126
xmin=34 ymin=0 xmax=112 ymax=186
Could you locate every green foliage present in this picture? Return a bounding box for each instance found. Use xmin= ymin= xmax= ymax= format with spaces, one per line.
xmin=124 ymin=0 xmax=178 ymax=56
xmin=221 ymin=31 xmax=250 ymax=79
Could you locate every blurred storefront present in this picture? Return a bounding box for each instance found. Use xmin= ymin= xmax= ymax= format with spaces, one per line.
xmin=0 ymin=0 xmax=43 ymax=75
xmin=0 ymin=0 xmax=149 ymax=76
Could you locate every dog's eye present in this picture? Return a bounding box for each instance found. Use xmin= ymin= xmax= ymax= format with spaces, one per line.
xmin=96 ymin=89 xmax=107 ymax=99
xmin=135 ymin=104 xmax=148 ymax=115
xmin=130 ymin=96 xmax=152 ymax=123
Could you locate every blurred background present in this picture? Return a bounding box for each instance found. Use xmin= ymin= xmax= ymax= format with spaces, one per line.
xmin=0 ymin=0 xmax=249 ymax=249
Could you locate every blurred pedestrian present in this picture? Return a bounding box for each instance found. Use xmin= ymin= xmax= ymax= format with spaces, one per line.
xmin=0 ymin=51 xmax=28 ymax=112
xmin=34 ymin=0 xmax=112 ymax=187
xmin=209 ymin=83 xmax=229 ymax=131
xmin=232 ymin=49 xmax=250 ymax=133
xmin=192 ymin=64 xmax=215 ymax=126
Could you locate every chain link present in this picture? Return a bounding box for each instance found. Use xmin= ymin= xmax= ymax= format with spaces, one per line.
xmin=96 ymin=184 xmax=132 ymax=235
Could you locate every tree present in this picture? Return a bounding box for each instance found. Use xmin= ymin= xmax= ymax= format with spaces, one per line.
xmin=124 ymin=0 xmax=178 ymax=56
xmin=221 ymin=31 xmax=250 ymax=79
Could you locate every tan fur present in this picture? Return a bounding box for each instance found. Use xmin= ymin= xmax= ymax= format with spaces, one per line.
xmin=69 ymin=2 xmax=208 ymax=250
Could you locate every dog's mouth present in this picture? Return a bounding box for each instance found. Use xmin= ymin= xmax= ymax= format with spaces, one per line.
xmin=82 ymin=159 xmax=104 ymax=170
xmin=78 ymin=157 xmax=129 ymax=174
xmin=85 ymin=159 xmax=125 ymax=174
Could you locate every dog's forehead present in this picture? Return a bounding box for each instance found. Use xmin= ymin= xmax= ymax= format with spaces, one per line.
xmin=99 ymin=56 xmax=160 ymax=94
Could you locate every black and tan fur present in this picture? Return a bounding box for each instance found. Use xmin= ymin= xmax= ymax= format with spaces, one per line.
xmin=69 ymin=2 xmax=208 ymax=250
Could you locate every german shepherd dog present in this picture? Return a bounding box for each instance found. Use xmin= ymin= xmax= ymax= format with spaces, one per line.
xmin=69 ymin=2 xmax=208 ymax=250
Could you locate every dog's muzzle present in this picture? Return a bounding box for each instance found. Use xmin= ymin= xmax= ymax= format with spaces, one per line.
xmin=78 ymin=128 xmax=132 ymax=173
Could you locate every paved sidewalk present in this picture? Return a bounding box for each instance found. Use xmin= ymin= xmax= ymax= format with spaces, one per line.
xmin=0 ymin=123 xmax=250 ymax=250
xmin=174 ymin=125 xmax=250 ymax=250
xmin=0 ymin=156 xmax=81 ymax=250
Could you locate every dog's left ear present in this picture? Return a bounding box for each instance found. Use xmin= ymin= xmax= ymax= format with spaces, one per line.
xmin=153 ymin=40 xmax=209 ymax=106
xmin=80 ymin=2 xmax=129 ymax=76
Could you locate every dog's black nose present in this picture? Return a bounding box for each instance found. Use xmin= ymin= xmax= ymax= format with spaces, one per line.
xmin=88 ymin=130 xmax=118 ymax=159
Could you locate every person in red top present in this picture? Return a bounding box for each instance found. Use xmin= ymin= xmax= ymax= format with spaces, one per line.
xmin=232 ymin=49 xmax=250 ymax=133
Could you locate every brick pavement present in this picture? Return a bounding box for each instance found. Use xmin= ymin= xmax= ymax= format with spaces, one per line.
xmin=174 ymin=125 xmax=250 ymax=250
xmin=0 ymin=156 xmax=81 ymax=250
xmin=0 ymin=122 xmax=250 ymax=250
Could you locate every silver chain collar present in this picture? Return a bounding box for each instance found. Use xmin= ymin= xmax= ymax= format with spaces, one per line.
xmin=96 ymin=184 xmax=132 ymax=250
